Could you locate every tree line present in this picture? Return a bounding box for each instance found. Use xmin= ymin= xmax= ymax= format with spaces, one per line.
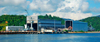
xmin=0 ymin=14 xmax=65 ymax=31
xmin=0 ymin=15 xmax=26 ymax=26
xmin=80 ymin=16 xmax=100 ymax=31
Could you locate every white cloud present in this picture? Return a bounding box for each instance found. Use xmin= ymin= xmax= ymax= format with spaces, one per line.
xmin=57 ymin=0 xmax=80 ymax=12
xmin=29 ymin=0 xmax=64 ymax=12
xmin=90 ymin=7 xmax=100 ymax=13
xmin=29 ymin=0 xmax=54 ymax=12
xmin=0 ymin=0 xmax=93 ymax=20
xmin=47 ymin=11 xmax=92 ymax=20
xmin=81 ymin=2 xmax=89 ymax=12
xmin=46 ymin=0 xmax=92 ymax=20
xmin=94 ymin=0 xmax=100 ymax=2
xmin=0 ymin=7 xmax=6 ymax=15
xmin=0 ymin=0 xmax=29 ymax=7
xmin=0 ymin=0 xmax=30 ymax=15
xmin=56 ymin=0 xmax=88 ymax=12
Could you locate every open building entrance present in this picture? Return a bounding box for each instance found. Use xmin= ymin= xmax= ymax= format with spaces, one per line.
xmin=65 ymin=21 xmax=72 ymax=30
xmin=27 ymin=23 xmax=37 ymax=31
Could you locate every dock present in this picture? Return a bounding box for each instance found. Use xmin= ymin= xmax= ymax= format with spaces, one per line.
xmin=0 ymin=31 xmax=68 ymax=34
xmin=0 ymin=31 xmax=38 ymax=34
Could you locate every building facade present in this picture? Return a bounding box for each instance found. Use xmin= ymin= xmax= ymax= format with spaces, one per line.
xmin=38 ymin=19 xmax=64 ymax=29
xmin=26 ymin=15 xmax=88 ymax=31
xmin=65 ymin=20 xmax=88 ymax=31
xmin=6 ymin=26 xmax=24 ymax=31
xmin=26 ymin=15 xmax=64 ymax=31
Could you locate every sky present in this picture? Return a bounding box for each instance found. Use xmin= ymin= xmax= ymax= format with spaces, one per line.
xmin=0 ymin=0 xmax=100 ymax=20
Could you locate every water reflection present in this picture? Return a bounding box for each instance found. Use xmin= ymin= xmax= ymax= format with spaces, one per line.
xmin=0 ymin=33 xmax=100 ymax=42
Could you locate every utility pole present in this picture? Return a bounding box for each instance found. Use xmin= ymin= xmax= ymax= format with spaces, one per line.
xmin=70 ymin=21 xmax=71 ymax=29
xmin=54 ymin=19 xmax=55 ymax=29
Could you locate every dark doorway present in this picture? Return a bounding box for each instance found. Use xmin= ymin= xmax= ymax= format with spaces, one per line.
xmin=27 ymin=23 xmax=37 ymax=31
xmin=65 ymin=21 xmax=72 ymax=28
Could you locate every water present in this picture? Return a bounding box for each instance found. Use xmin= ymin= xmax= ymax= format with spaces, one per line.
xmin=0 ymin=33 xmax=100 ymax=42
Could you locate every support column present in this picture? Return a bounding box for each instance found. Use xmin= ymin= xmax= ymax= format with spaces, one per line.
xmin=30 ymin=21 xmax=33 ymax=30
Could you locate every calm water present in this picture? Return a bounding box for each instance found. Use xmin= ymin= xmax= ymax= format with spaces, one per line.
xmin=0 ymin=33 xmax=100 ymax=42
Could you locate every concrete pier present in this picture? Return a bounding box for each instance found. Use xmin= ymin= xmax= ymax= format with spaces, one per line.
xmin=0 ymin=31 xmax=68 ymax=34
xmin=0 ymin=31 xmax=38 ymax=34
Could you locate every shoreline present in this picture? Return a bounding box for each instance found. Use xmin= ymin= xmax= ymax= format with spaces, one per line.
xmin=0 ymin=31 xmax=68 ymax=34
xmin=68 ymin=31 xmax=100 ymax=33
xmin=0 ymin=31 xmax=100 ymax=34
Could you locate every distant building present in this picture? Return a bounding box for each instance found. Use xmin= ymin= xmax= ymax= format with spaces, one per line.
xmin=65 ymin=20 xmax=88 ymax=31
xmin=26 ymin=15 xmax=64 ymax=31
xmin=88 ymin=25 xmax=95 ymax=31
xmin=6 ymin=26 xmax=24 ymax=31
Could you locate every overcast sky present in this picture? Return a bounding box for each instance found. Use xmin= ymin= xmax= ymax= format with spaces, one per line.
xmin=0 ymin=0 xmax=100 ymax=20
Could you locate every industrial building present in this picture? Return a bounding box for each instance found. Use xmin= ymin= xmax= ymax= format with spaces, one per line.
xmin=25 ymin=15 xmax=89 ymax=32
xmin=65 ymin=20 xmax=88 ymax=31
xmin=5 ymin=15 xmax=89 ymax=32
xmin=6 ymin=26 xmax=24 ymax=31
xmin=26 ymin=15 xmax=64 ymax=31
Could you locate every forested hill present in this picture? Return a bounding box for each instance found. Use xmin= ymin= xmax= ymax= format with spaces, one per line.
xmin=0 ymin=14 xmax=65 ymax=31
xmin=0 ymin=14 xmax=65 ymax=26
xmin=0 ymin=15 xmax=26 ymax=26
xmin=80 ymin=16 xmax=100 ymax=31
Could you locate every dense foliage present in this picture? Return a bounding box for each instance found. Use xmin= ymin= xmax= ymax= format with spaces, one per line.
xmin=0 ymin=14 xmax=64 ymax=25
xmin=80 ymin=16 xmax=100 ymax=31
xmin=0 ymin=26 xmax=3 ymax=30
xmin=38 ymin=14 xmax=65 ymax=25
xmin=0 ymin=15 xmax=26 ymax=26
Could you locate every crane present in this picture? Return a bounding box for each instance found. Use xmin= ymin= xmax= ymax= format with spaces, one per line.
xmin=25 ymin=9 xmax=34 ymax=31
xmin=25 ymin=9 xmax=29 ymax=16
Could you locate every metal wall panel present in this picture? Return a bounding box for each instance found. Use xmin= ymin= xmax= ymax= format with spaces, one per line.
xmin=6 ymin=26 xmax=24 ymax=31
xmin=38 ymin=19 xmax=64 ymax=28
xmin=72 ymin=21 xmax=88 ymax=31
xmin=38 ymin=19 xmax=61 ymax=24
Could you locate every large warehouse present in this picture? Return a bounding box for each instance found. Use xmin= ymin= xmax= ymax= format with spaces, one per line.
xmin=65 ymin=20 xmax=88 ymax=31
xmin=26 ymin=15 xmax=64 ymax=31
xmin=26 ymin=15 xmax=88 ymax=31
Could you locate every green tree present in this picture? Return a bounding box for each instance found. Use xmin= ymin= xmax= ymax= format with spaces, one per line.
xmin=80 ymin=16 xmax=100 ymax=31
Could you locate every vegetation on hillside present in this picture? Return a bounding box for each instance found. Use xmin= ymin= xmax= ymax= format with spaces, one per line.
xmin=0 ymin=15 xmax=26 ymax=26
xmin=0 ymin=14 xmax=64 ymax=26
xmin=0 ymin=15 xmax=26 ymax=31
xmin=38 ymin=14 xmax=65 ymax=25
xmin=0 ymin=26 xmax=3 ymax=30
xmin=80 ymin=16 xmax=100 ymax=31
xmin=0 ymin=23 xmax=8 ymax=31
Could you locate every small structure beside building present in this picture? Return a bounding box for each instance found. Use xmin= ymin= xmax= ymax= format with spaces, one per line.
xmin=88 ymin=25 xmax=95 ymax=31
xmin=6 ymin=26 xmax=24 ymax=31
xmin=41 ymin=28 xmax=54 ymax=33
